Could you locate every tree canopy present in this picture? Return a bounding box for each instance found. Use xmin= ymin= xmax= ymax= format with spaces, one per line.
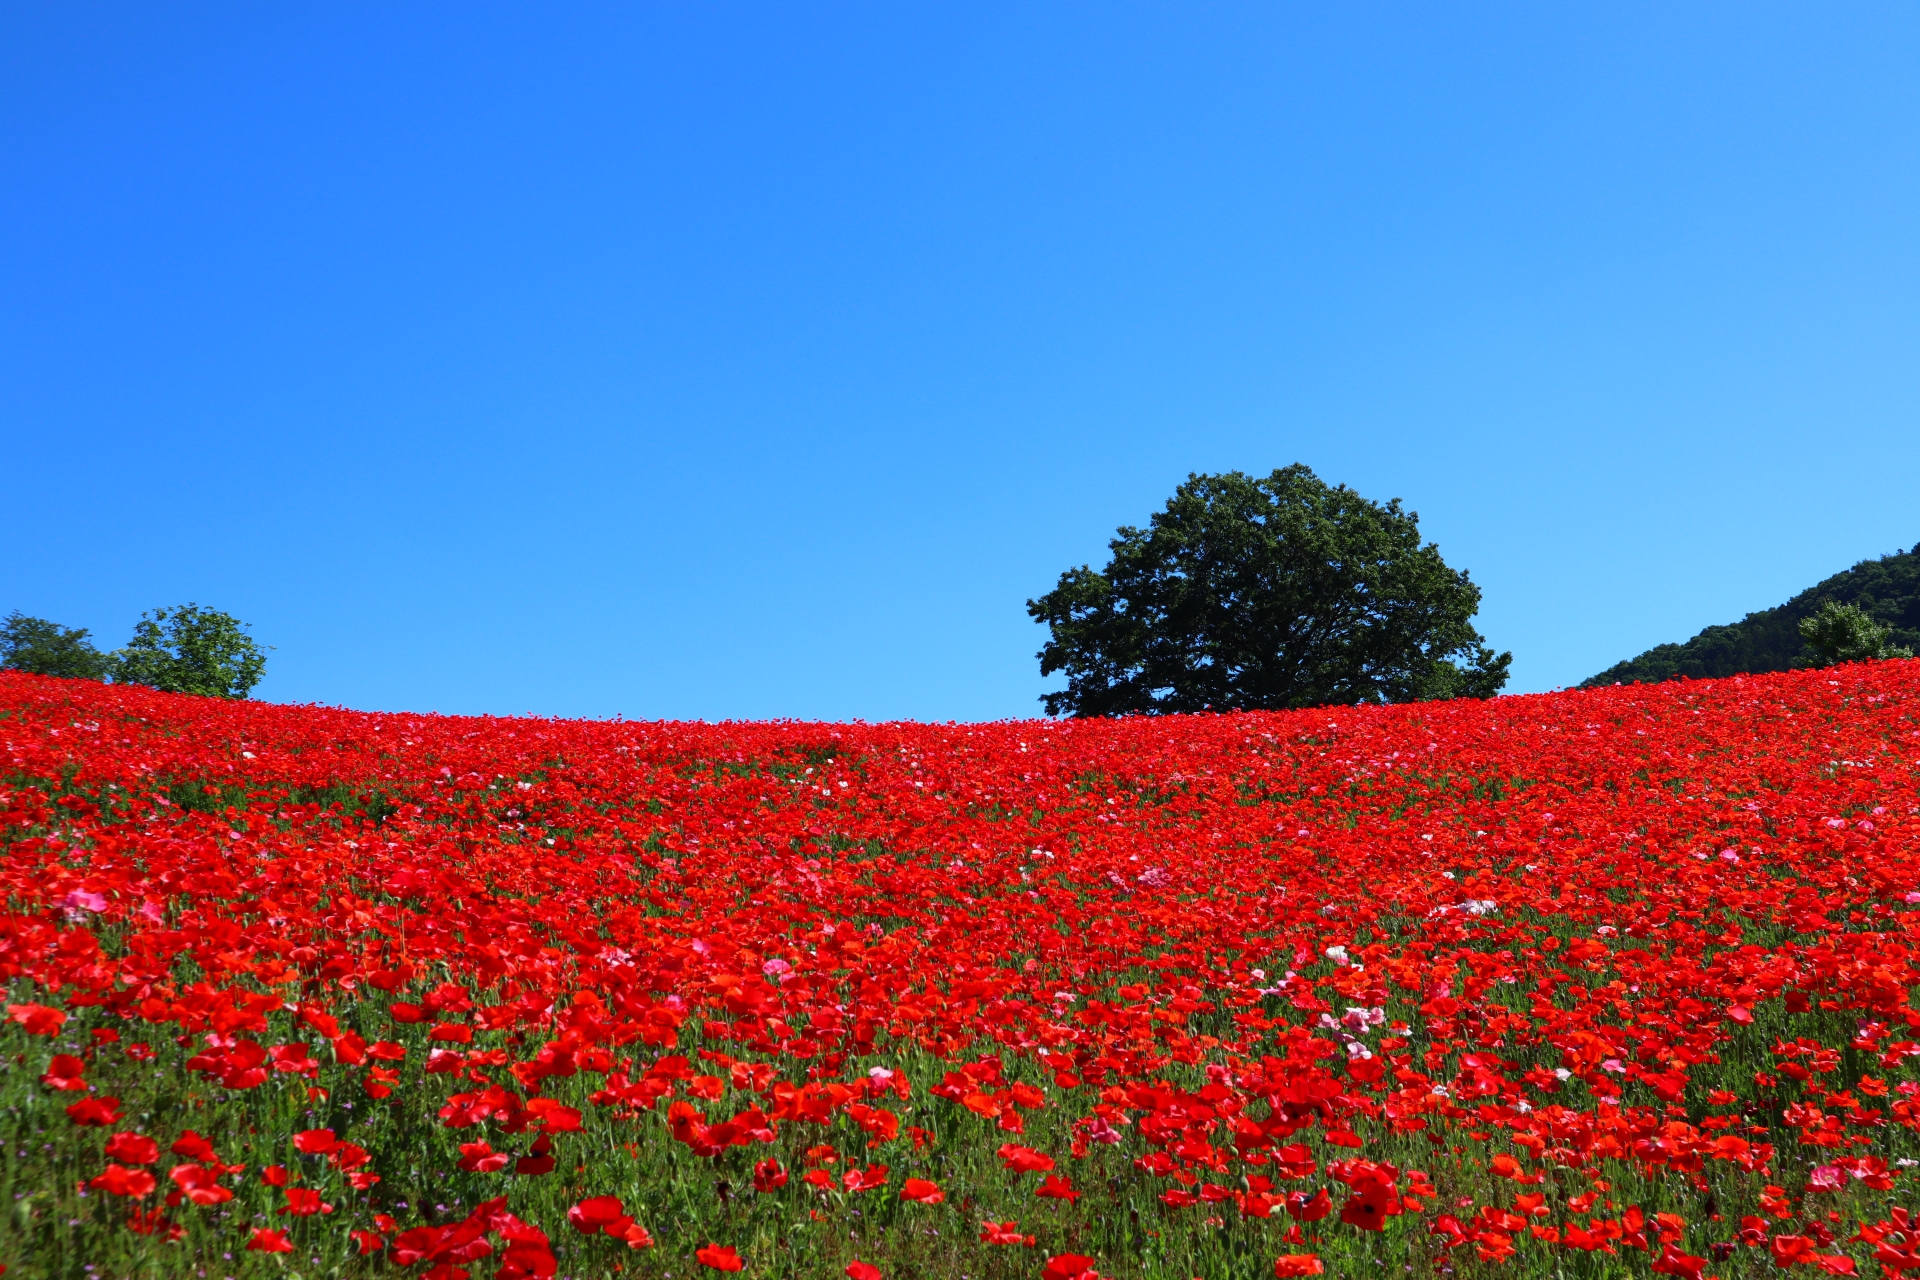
xmin=111 ymin=604 xmax=268 ymax=698
xmin=0 ymin=612 xmax=112 ymax=681
xmin=1797 ymin=600 xmax=1913 ymax=667
xmin=1028 ymin=465 xmax=1510 ymax=717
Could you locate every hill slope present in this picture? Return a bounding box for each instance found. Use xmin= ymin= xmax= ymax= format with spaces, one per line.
xmin=1582 ymin=541 xmax=1920 ymax=687
xmin=5 ymin=668 xmax=1920 ymax=1277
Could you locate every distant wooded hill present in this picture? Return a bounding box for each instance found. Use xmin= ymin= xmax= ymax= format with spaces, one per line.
xmin=1582 ymin=543 xmax=1920 ymax=688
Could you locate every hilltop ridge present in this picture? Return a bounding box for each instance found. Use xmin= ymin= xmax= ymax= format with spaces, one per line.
xmin=1583 ymin=542 xmax=1920 ymax=687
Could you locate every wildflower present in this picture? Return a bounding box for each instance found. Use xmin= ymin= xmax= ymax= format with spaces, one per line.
xmin=104 ymin=1133 xmax=159 ymax=1165
xmin=1340 ymin=1181 xmax=1399 ymax=1232
xmin=89 ymin=1165 xmax=157 ymax=1198
xmin=1035 ymin=1174 xmax=1081 ymax=1202
xmin=458 ymin=1140 xmax=510 ymax=1172
xmin=279 ymin=1187 xmax=332 ymax=1216
xmin=7 ymin=1003 xmax=66 ymax=1036
xmin=1285 ymin=1190 xmax=1331 ymax=1222
xmin=1273 ymin=1144 xmax=1316 ymax=1179
xmin=697 ymin=1243 xmax=745 ymax=1271
xmin=40 ymin=1054 xmax=86 ymax=1091
xmin=568 ymin=1196 xmax=629 ymax=1234
xmin=998 ymin=1143 xmax=1055 ymax=1173
xmin=168 ymin=1164 xmax=233 ymax=1206
xmin=246 ymin=1227 xmax=296 ymax=1253
xmin=842 ymin=1165 xmax=889 ymax=1193
xmin=65 ymin=1096 xmax=121 ymax=1127
xmin=292 ymin=1128 xmax=338 ymax=1154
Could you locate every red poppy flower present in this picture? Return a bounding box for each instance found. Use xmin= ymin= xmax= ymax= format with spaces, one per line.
xmin=1042 ymin=1255 xmax=1102 ymax=1280
xmin=1651 ymin=1244 xmax=1710 ymax=1277
xmin=525 ymin=1098 xmax=583 ymax=1132
xmin=841 ymin=1165 xmax=888 ymax=1193
xmin=458 ymin=1140 xmax=510 ymax=1172
xmin=1286 ymin=1190 xmax=1332 ymax=1222
xmin=246 ymin=1227 xmax=295 ymax=1254
xmin=104 ymin=1132 xmax=159 ymax=1165
xmin=89 ymin=1164 xmax=156 ymax=1198
xmin=900 ymin=1178 xmax=944 ymax=1204
xmin=40 ymin=1054 xmax=86 ymax=1092
xmin=567 ymin=1196 xmax=627 ymax=1235
xmin=279 ymin=1187 xmax=332 ymax=1216
xmin=696 ymin=1243 xmax=744 ymax=1271
xmin=498 ymin=1240 xmax=558 ymax=1279
xmin=997 ymin=1143 xmax=1055 ymax=1173
xmin=389 ymin=1226 xmax=452 ymax=1267
xmin=168 ymin=1164 xmax=233 ymax=1206
xmin=1273 ymin=1143 xmax=1316 ymax=1179
xmin=516 ymin=1132 xmax=556 ymax=1176
xmin=1274 ymin=1257 xmax=1324 ymax=1277
xmin=65 ymin=1096 xmax=121 ymax=1127
xmin=291 ymin=1128 xmax=338 ymax=1154
xmin=268 ymin=1043 xmax=318 ymax=1075
xmin=8 ymin=1003 xmax=66 ymax=1036
xmin=1341 ymin=1180 xmax=1400 ymax=1231
xmin=170 ymin=1131 xmax=218 ymax=1162
xmin=1773 ymin=1237 xmax=1817 ymax=1268
xmin=1034 ymin=1174 xmax=1081 ymax=1202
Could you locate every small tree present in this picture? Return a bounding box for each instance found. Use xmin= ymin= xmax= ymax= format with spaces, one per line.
xmin=1029 ymin=466 xmax=1510 ymax=716
xmin=1 ymin=612 xmax=112 ymax=681
xmin=112 ymin=604 xmax=269 ymax=698
xmin=1798 ymin=600 xmax=1913 ymax=667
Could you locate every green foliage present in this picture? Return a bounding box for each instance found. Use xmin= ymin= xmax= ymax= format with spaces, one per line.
xmin=0 ymin=612 xmax=111 ymax=681
xmin=1583 ymin=543 xmax=1920 ymax=687
xmin=1028 ymin=465 xmax=1510 ymax=716
xmin=1796 ymin=599 xmax=1914 ymax=667
xmin=110 ymin=603 xmax=268 ymax=699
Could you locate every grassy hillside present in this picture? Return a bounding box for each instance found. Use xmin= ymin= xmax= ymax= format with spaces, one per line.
xmin=1582 ymin=541 xmax=1920 ymax=687
xmin=7 ymin=667 xmax=1920 ymax=1279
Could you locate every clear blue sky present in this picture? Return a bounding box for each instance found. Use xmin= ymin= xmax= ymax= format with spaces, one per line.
xmin=4 ymin=4 xmax=1917 ymax=721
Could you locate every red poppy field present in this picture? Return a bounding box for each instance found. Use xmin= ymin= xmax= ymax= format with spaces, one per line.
xmin=4 ymin=663 xmax=1920 ymax=1280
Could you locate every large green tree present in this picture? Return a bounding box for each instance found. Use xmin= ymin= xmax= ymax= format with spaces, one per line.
xmin=1797 ymin=600 xmax=1913 ymax=667
xmin=0 ymin=612 xmax=112 ymax=681
xmin=1028 ymin=466 xmax=1510 ymax=717
xmin=111 ymin=604 xmax=269 ymax=698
